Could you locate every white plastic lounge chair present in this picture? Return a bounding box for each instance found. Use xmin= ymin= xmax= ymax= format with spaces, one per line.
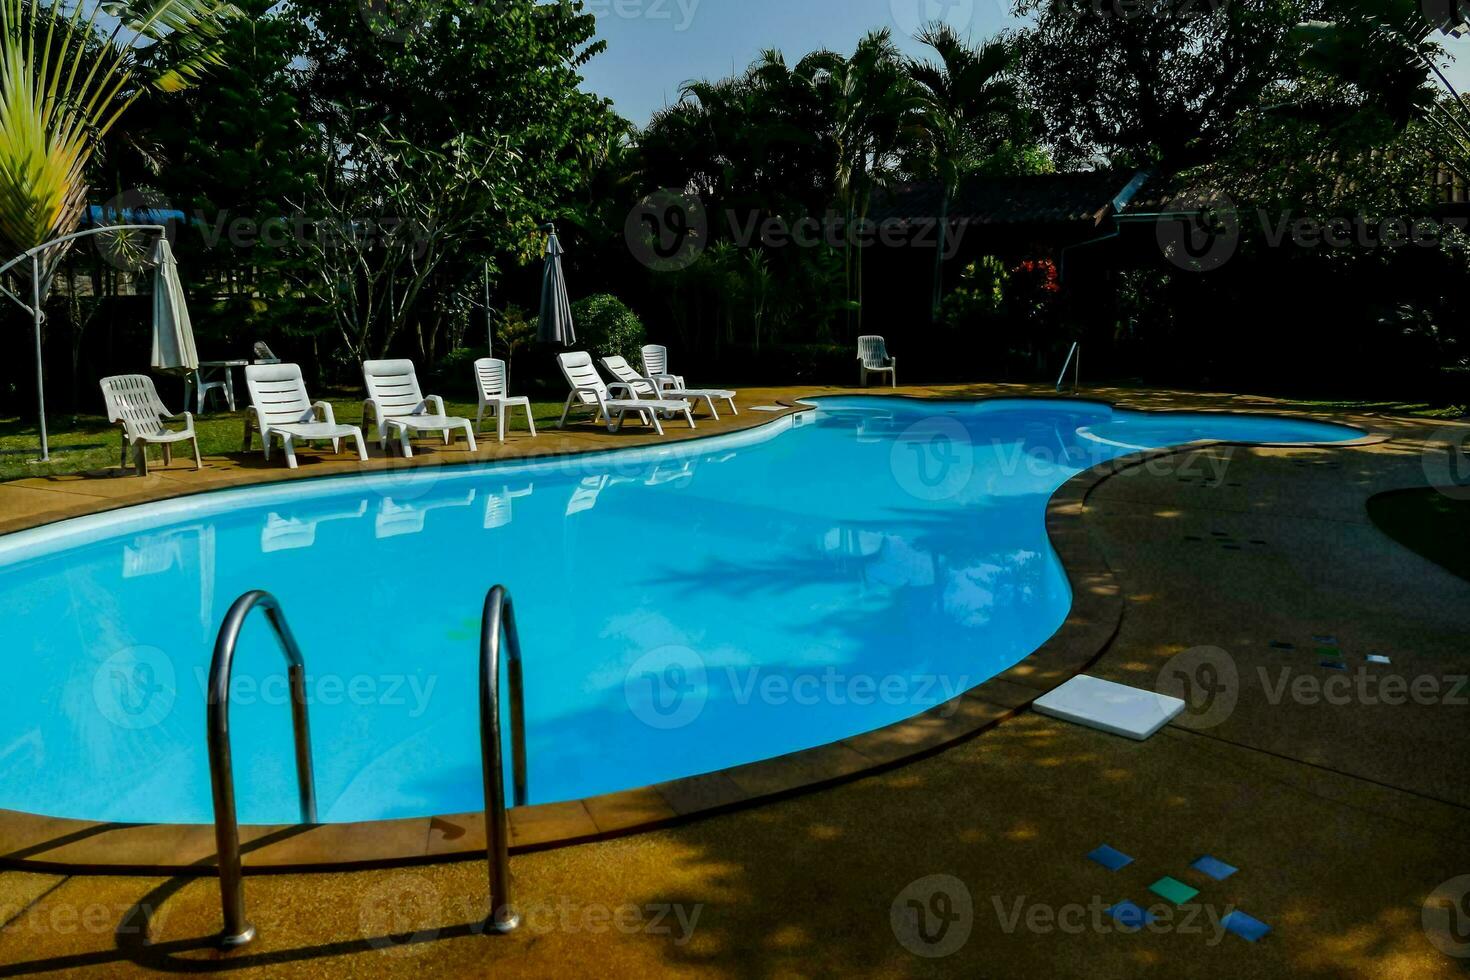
xmin=601 ymin=355 xmax=738 ymax=420
xmin=100 ymin=374 xmax=202 ymax=477
xmin=375 ymin=490 xmax=477 ymax=539
xmin=857 ymin=335 xmax=897 ymax=387
xmin=260 ymin=502 xmax=368 ymax=553
xmin=473 ymin=358 xmax=537 ymax=442
xmin=484 ymin=484 xmax=534 ymax=530
xmin=253 ymin=342 xmax=282 ymax=365
xmin=244 ymin=364 xmax=367 ymax=469
xmin=362 ymin=359 xmax=478 ymax=457
xmin=556 ymin=351 xmax=694 ymax=435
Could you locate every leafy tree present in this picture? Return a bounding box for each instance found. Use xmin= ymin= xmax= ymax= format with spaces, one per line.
xmin=1014 ymin=0 xmax=1320 ymax=173
xmin=572 ymin=293 xmax=645 ymax=362
xmin=907 ymin=25 xmax=1027 ymax=321
xmin=289 ymin=0 xmax=625 ymax=362
xmin=1293 ymin=0 xmax=1470 ymax=182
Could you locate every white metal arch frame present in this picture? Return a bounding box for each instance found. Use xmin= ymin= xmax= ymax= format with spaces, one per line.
xmin=0 ymin=224 xmax=167 ymax=462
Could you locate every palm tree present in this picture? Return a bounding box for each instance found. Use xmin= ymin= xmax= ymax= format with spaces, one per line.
xmin=0 ymin=0 xmax=237 ymax=282
xmin=829 ymin=29 xmax=924 ymax=335
xmin=907 ymin=25 xmax=1025 ymax=322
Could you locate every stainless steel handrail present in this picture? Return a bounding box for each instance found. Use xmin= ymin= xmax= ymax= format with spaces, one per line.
xmin=480 ymin=585 xmax=529 ymax=934
xmin=207 ymin=591 xmax=317 ymax=949
xmin=1056 ymin=342 xmax=1081 ymax=392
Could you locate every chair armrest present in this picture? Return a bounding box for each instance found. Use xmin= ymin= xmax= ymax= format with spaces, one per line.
xmin=363 ymin=398 xmax=383 ymax=429
xmin=607 ymin=382 xmax=641 ymax=400
xmin=424 ymin=395 xmax=446 ymax=416
xmin=179 ymin=411 xmax=196 ymax=434
xmin=313 ymin=401 xmax=337 ymax=425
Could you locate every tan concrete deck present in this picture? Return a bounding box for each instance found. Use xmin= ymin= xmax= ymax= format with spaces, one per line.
xmin=0 ymin=384 xmax=1467 ymax=977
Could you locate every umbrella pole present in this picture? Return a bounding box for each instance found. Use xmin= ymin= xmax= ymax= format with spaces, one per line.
xmin=32 ymin=255 xmax=48 ymax=463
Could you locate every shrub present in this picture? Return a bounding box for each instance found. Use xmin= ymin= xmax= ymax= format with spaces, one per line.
xmin=572 ymin=294 xmax=646 ymax=363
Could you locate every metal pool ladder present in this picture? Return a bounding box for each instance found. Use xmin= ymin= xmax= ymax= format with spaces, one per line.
xmin=479 ymin=585 xmax=530 ymax=934
xmin=206 ymin=590 xmax=317 ymax=949
xmin=206 ymin=586 xmax=529 ymax=947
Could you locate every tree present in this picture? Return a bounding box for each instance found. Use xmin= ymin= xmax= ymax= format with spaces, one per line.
xmin=1015 ymin=0 xmax=1319 ymax=173
xmin=294 ymin=129 xmax=523 ymax=363
xmin=907 ymin=25 xmax=1026 ymax=321
xmin=829 ymin=29 xmax=924 ymax=334
xmin=0 ymin=0 xmax=238 ymax=273
xmin=1293 ymin=0 xmax=1470 ymax=182
xmin=289 ymin=0 xmax=625 ymax=362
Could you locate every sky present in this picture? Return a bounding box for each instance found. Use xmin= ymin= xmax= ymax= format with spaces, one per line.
xmin=578 ymin=0 xmax=1470 ymax=128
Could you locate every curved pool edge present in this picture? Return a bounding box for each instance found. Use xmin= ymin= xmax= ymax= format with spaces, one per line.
xmin=0 ymin=394 xmax=1389 ymax=875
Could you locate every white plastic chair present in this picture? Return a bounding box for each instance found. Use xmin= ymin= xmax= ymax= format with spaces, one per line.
xmin=100 ymin=375 xmax=202 ymax=477
xmin=857 ymin=335 xmax=897 ymax=387
xmin=362 ymin=359 xmax=478 ymax=457
xmin=253 ymin=341 xmax=282 ymax=365
xmin=603 ymin=355 xmax=738 ymax=420
xmin=641 ymin=344 xmax=685 ymax=390
xmin=556 ymin=351 xmax=694 ymax=435
xmin=244 ymin=363 xmax=367 ymax=469
xmin=473 ymin=358 xmax=537 ymax=442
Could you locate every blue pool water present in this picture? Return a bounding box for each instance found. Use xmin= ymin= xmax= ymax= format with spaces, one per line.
xmin=0 ymin=398 xmax=1359 ymax=824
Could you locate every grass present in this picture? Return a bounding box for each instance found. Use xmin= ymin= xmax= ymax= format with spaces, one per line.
xmin=1284 ymin=398 xmax=1466 ymax=420
xmin=1366 ymin=487 xmax=1470 ymax=582
xmin=0 ymin=392 xmax=571 ymax=483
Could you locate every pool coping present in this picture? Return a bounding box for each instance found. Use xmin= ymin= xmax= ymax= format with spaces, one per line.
xmin=0 ymin=394 xmax=1391 ymax=875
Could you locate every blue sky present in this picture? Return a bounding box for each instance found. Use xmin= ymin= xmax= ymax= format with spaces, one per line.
xmin=579 ymin=0 xmax=1470 ymax=128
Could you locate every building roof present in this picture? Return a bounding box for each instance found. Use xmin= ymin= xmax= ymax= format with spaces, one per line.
xmin=869 ymin=171 xmax=1142 ymax=228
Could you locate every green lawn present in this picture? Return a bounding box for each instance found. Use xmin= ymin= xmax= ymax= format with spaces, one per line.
xmin=0 ymin=393 xmax=571 ymax=483
xmin=1367 ymin=488 xmax=1470 ymax=582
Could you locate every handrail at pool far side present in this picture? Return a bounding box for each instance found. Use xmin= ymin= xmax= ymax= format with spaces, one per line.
xmin=207 ymin=590 xmax=318 ymax=949
xmin=480 ymin=584 xmax=530 ymax=934
xmin=1056 ymin=342 xmax=1081 ymax=392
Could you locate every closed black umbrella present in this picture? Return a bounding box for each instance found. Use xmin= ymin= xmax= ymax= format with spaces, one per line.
xmin=537 ymin=228 xmax=575 ymax=347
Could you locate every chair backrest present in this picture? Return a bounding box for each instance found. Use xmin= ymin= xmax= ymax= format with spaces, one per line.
xmin=245 ymin=363 xmax=313 ymax=429
xmin=641 ymin=344 xmax=670 ymax=377
xmin=600 ymin=356 xmax=656 ymax=396
xmin=557 ymin=352 xmax=608 ymax=405
xmin=100 ymin=375 xmax=170 ymax=439
xmin=363 ymin=359 xmax=427 ymax=419
xmin=474 ymin=357 xmax=508 ymax=399
xmin=253 ymin=341 xmax=278 ymax=361
xmin=857 ymin=336 xmax=889 ymax=366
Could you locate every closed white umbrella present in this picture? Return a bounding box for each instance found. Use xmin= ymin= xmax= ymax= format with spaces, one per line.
xmin=150 ymin=238 xmax=198 ymax=374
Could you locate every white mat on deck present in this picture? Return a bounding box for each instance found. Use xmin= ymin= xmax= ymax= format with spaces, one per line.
xmin=1033 ymin=675 xmax=1185 ymax=741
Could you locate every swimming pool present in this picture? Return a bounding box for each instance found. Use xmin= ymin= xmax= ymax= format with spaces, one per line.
xmin=0 ymin=398 xmax=1361 ymax=826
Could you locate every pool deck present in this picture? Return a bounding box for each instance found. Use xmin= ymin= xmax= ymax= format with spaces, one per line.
xmin=0 ymin=383 xmax=1467 ymax=977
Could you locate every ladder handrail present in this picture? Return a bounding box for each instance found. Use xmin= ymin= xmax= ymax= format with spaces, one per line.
xmin=207 ymin=590 xmax=318 ymax=949
xmin=481 ymin=585 xmax=529 ymax=934
xmin=1056 ymin=342 xmax=1081 ymax=392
